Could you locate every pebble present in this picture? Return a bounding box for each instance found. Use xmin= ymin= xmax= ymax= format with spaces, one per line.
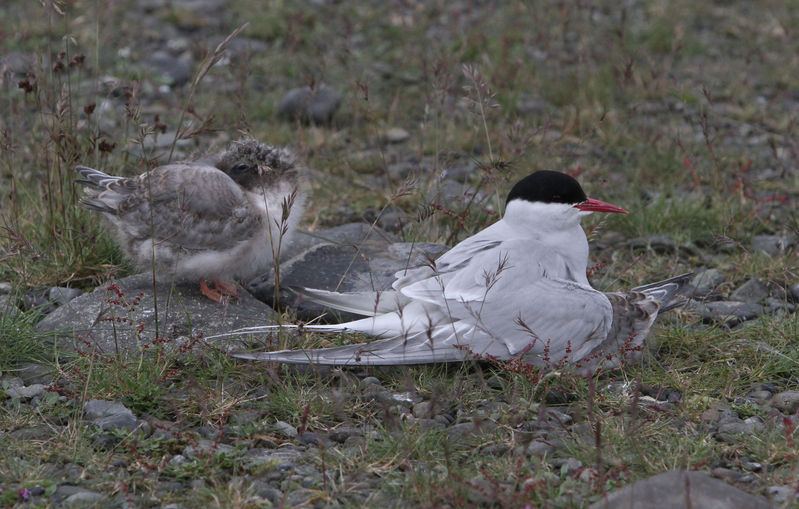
xmin=691 ymin=269 xmax=725 ymax=293
xmin=5 ymin=383 xmax=46 ymax=400
xmin=84 ymin=400 xmax=140 ymax=432
xmin=730 ymin=279 xmax=772 ymax=303
xmin=277 ymin=83 xmax=341 ymax=124
xmin=700 ymin=301 xmax=762 ymax=325
xmin=382 ymin=127 xmax=410 ymax=144
xmin=766 ymin=486 xmax=798 ymax=503
xmin=751 ymin=235 xmax=795 ymax=255
xmin=274 ymin=420 xmax=299 ymax=439
xmin=771 ymin=390 xmax=799 ymax=414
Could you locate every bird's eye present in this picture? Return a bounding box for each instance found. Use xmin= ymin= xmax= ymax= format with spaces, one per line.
xmin=230 ymin=163 xmax=250 ymax=174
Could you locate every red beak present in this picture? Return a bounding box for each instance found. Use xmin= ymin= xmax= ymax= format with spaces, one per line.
xmin=574 ymin=198 xmax=628 ymax=214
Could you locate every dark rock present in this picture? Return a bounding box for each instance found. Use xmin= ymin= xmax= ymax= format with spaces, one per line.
xmin=626 ymin=234 xmax=677 ymax=253
xmin=298 ymin=431 xmax=320 ymax=446
xmin=588 ymin=470 xmax=772 ymax=509
xmin=248 ymin=224 xmax=446 ymax=321
xmin=790 ymin=283 xmax=799 ymax=302
xmin=479 ymin=443 xmax=510 ymax=456
xmin=277 ymin=83 xmax=341 ymax=124
xmin=329 ymin=426 xmax=363 ymax=443
xmin=145 ymin=50 xmax=193 ymax=87
xmin=92 ymin=432 xmax=120 ymax=449
xmin=35 ymin=273 xmax=277 ymax=358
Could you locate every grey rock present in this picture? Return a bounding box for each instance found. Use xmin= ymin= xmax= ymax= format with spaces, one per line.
xmin=691 ymin=269 xmax=725 ymax=293
xmin=717 ymin=416 xmax=764 ymax=437
xmin=48 ymin=287 xmax=84 ymax=307
xmin=790 ymin=283 xmax=799 ymax=301
xmin=588 ymin=469 xmax=772 ymax=509
xmin=248 ymin=224 xmax=446 ymax=321
xmin=35 ymin=273 xmax=277 ymax=358
xmin=553 ymin=457 xmax=583 ymax=475
xmin=751 ymin=235 xmax=795 ymax=255
xmin=278 ymin=83 xmax=341 ymax=124
xmin=376 ymin=206 xmax=408 ymax=233
xmin=700 ymin=301 xmax=762 ymax=325
xmin=63 ymin=491 xmax=106 ymax=507
xmin=412 ymin=401 xmax=433 ymax=419
xmin=15 ymin=363 xmax=53 ymax=385
xmin=772 ymin=390 xmax=799 ymax=414
xmin=84 ymin=400 xmax=139 ymax=432
xmin=730 ymin=279 xmax=773 ymax=303
xmin=274 ymin=420 xmax=298 ymax=439
xmin=145 ymin=50 xmax=193 ymax=87
xmin=329 ymin=426 xmax=364 ymax=443
xmin=767 ymin=486 xmax=798 ymax=503
xmin=183 ymin=439 xmax=235 ymax=458
xmin=5 ymin=383 xmax=45 ymax=400
xmin=360 ymin=376 xmax=382 ymax=387
xmin=0 ymin=294 xmax=21 ymax=319
xmin=526 ymin=439 xmax=558 ymax=457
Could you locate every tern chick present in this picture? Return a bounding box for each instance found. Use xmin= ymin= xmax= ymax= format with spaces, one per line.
xmin=76 ymin=139 xmax=307 ymax=302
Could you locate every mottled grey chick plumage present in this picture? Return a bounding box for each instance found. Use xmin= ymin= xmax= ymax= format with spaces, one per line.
xmin=75 ymin=139 xmax=307 ymax=286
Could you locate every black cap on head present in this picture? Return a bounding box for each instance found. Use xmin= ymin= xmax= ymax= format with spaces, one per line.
xmin=505 ymin=171 xmax=587 ymax=205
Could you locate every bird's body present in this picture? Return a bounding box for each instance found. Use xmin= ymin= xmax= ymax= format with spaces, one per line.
xmin=76 ymin=140 xmax=306 ymax=299
xmin=213 ymin=171 xmax=689 ymax=372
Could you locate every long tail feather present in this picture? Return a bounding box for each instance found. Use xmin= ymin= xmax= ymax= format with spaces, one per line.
xmin=291 ymin=287 xmax=405 ymax=316
xmin=231 ymin=332 xmax=470 ymax=366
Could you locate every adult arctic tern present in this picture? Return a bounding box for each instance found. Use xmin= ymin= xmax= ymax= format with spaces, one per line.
xmin=213 ymin=171 xmax=690 ymax=373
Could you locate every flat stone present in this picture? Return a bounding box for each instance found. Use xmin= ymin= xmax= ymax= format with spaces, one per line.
xmin=588 ymin=470 xmax=772 ymax=509
xmin=35 ymin=273 xmax=277 ymax=358
xmin=248 ymin=224 xmax=446 ymax=321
